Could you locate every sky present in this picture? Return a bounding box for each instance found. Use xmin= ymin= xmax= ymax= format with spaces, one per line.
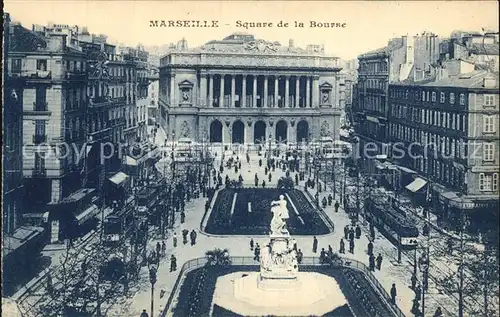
xmin=4 ymin=0 xmax=499 ymax=60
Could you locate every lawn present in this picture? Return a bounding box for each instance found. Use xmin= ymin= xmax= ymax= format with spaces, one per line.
xmin=172 ymin=265 xmax=395 ymax=317
xmin=204 ymin=188 xmax=331 ymax=235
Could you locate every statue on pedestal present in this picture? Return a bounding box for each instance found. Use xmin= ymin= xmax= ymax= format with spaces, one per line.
xmin=260 ymin=195 xmax=298 ymax=278
xmin=270 ymin=195 xmax=290 ymax=236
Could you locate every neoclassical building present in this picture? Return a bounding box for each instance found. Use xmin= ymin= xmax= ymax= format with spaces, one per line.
xmin=159 ymin=33 xmax=345 ymax=145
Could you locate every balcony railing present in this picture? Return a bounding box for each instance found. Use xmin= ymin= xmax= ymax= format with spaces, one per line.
xmin=65 ymin=71 xmax=87 ymax=80
xmin=12 ymin=70 xmax=52 ymax=80
xmin=33 ymin=102 xmax=48 ymax=111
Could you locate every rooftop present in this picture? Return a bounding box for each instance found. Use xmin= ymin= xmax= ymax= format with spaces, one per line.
xmin=468 ymin=43 xmax=500 ymax=55
xmin=424 ymin=70 xmax=499 ymax=89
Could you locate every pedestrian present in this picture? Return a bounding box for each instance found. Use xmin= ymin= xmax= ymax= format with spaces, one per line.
xmin=254 ymin=243 xmax=261 ymax=261
xmin=322 ymin=196 xmax=327 ymax=208
xmin=410 ymin=272 xmax=417 ymax=290
xmin=190 ymin=230 xmax=197 ymax=246
xmin=238 ymin=161 xmax=242 ymax=170
xmin=268 ymin=173 xmax=272 ymax=182
xmin=328 ymin=245 xmax=333 ymax=254
xmin=234 ymin=165 xmax=238 ymax=174
xmin=355 ymin=225 xmax=362 ymax=239
xmin=293 ymin=239 xmax=297 ymax=251
xmin=140 ymin=309 xmax=149 ymax=317
xmin=180 ymin=211 xmax=186 ymax=224
xmin=349 ymin=239 xmax=355 ymax=254
xmin=422 ymin=223 xmax=429 ymax=236
xmin=328 ymin=194 xmax=333 ymax=206
xmin=173 ymin=232 xmax=177 ymax=247
xmin=250 ymin=238 xmax=254 ymax=251
xmin=344 ymin=225 xmax=349 ymax=240
xmin=411 ymin=297 xmax=420 ymax=316
xmin=170 ymin=254 xmax=177 ymax=272
xmin=246 ymin=153 xmax=250 ymax=164
xmin=297 ymin=249 xmax=303 ymax=264
xmin=339 ymin=238 xmax=345 ymax=254
xmin=161 ymin=240 xmax=166 ymax=257
xmin=433 ymin=307 xmax=443 ymax=317
xmin=259 ymin=159 xmax=263 ymax=167
xmin=320 ymin=248 xmax=326 ymax=263
xmin=415 ymin=283 xmax=422 ymax=300
xmin=376 ymin=253 xmax=383 ymax=270
xmin=182 ymin=229 xmax=189 ymax=245
xmin=367 ymin=241 xmax=373 ymax=256
xmin=312 ymin=236 xmax=318 ymax=253
xmin=348 ymin=228 xmax=355 ymax=241
xmin=370 ymin=223 xmax=376 ymax=240
xmin=262 ymin=180 xmax=266 ymax=188
xmin=295 ymin=173 xmax=299 ymax=185
xmin=265 ymin=167 xmax=268 ymax=175
xmin=334 ymin=200 xmax=340 ymax=213
xmin=390 ymin=283 xmax=397 ymax=304
xmin=369 ymin=254 xmax=376 ymax=271
xmin=156 ymin=242 xmax=161 ymax=257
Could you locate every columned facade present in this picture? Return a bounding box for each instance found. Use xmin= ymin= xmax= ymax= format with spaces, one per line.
xmin=159 ymin=33 xmax=344 ymax=145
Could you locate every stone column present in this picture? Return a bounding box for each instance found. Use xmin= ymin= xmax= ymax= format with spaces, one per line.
xmin=295 ymin=76 xmax=300 ymax=108
xmin=263 ymin=76 xmax=268 ymax=108
xmin=231 ymin=75 xmax=236 ymax=107
xmin=285 ymin=76 xmax=290 ymax=108
xmin=208 ymin=75 xmax=213 ymax=107
xmin=306 ymin=76 xmax=311 ymax=108
xmin=252 ymin=76 xmax=257 ymax=108
xmin=312 ymin=76 xmax=319 ymax=108
xmin=200 ymin=73 xmax=207 ymax=107
xmin=170 ymin=74 xmax=176 ymax=106
xmin=242 ymin=75 xmax=247 ymax=107
xmin=274 ymin=76 xmax=279 ymax=107
xmin=220 ymin=75 xmax=225 ymax=107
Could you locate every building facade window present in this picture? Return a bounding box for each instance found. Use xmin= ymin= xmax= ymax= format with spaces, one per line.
xmin=484 ymin=115 xmax=496 ymax=133
xmin=484 ymin=95 xmax=495 ymax=107
xmin=483 ymin=143 xmax=495 ymax=161
xmin=440 ymin=92 xmax=445 ymax=103
xmin=479 ymin=173 xmax=493 ymax=191
xmin=36 ymin=59 xmax=48 ymax=71
xmin=459 ymin=93 xmax=466 ymax=105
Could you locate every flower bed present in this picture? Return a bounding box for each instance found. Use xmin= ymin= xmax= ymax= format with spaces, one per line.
xmin=173 ymin=265 xmax=394 ymax=317
xmin=205 ymin=188 xmax=330 ymax=235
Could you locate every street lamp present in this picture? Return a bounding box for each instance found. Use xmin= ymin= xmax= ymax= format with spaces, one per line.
xmin=147 ymin=253 xmax=160 ymax=317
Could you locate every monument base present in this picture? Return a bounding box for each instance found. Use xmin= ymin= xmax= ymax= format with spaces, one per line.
xmin=213 ymin=272 xmax=348 ymax=316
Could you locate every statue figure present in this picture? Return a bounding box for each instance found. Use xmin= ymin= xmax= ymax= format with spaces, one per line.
xmin=270 ymin=195 xmax=290 ymax=236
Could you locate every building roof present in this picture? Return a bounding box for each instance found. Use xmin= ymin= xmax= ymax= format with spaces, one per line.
xmin=358 ymin=46 xmax=387 ymax=59
xmin=9 ymin=24 xmax=47 ymax=52
xmin=468 ymin=43 xmax=499 ymax=55
xmin=423 ymin=70 xmax=499 ymax=89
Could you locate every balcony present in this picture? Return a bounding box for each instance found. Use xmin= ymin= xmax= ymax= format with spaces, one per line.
xmin=89 ymin=96 xmax=112 ymax=107
xmin=12 ymin=70 xmax=52 ymax=81
xmin=33 ymin=101 xmax=48 ymax=111
xmin=65 ymin=71 xmax=87 ymax=80
xmin=32 ymin=135 xmax=47 ymax=144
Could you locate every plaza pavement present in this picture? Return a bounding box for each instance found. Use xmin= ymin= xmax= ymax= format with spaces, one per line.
xmin=106 ymin=150 xmax=460 ymax=317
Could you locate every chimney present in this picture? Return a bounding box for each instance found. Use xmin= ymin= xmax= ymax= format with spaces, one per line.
xmin=289 ymin=39 xmax=294 ymax=48
xmin=483 ymin=76 xmax=496 ymax=88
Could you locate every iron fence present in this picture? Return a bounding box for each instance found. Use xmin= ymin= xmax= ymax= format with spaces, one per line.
xmin=160 ymin=255 xmax=406 ymax=317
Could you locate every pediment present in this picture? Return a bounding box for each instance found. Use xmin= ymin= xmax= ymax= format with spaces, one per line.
xmin=320 ymin=82 xmax=333 ymax=89
xmin=178 ymin=80 xmax=194 ymax=87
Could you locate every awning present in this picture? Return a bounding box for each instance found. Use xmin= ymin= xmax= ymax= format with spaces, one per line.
xmin=109 ymin=172 xmax=129 ymax=186
xmin=125 ymin=156 xmax=138 ymax=166
xmin=75 ymin=204 xmax=99 ymax=225
xmin=440 ymin=191 xmax=459 ymax=201
xmin=3 ymin=226 xmax=45 ymax=258
xmin=397 ymin=165 xmax=417 ymax=174
xmin=366 ymin=116 xmax=380 ymax=123
xmin=405 ymin=177 xmax=428 ymax=192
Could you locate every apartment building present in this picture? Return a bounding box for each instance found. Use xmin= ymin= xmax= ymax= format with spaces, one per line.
xmin=388 ymin=68 xmax=499 ymax=233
